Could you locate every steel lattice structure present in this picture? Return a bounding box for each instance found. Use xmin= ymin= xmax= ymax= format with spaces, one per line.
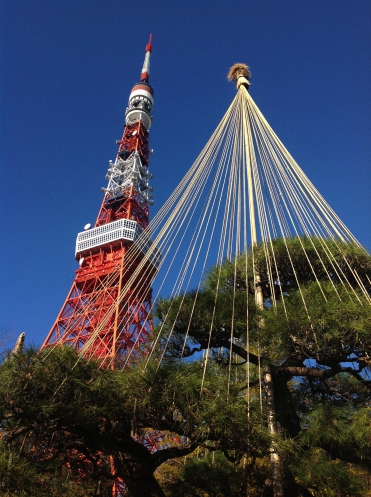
xmin=42 ymin=36 xmax=157 ymax=364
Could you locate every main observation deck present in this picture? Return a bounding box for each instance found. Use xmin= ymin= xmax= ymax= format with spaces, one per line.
xmin=75 ymin=219 xmax=161 ymax=268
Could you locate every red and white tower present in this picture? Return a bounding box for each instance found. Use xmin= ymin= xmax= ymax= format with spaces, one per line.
xmin=42 ymin=36 xmax=158 ymax=365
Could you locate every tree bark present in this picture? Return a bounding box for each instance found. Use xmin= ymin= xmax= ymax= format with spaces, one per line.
xmin=70 ymin=425 xmax=168 ymax=497
xmin=114 ymin=451 xmax=166 ymax=497
xmin=273 ymin=374 xmax=301 ymax=438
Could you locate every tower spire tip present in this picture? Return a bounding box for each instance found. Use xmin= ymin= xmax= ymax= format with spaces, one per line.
xmin=141 ymin=34 xmax=153 ymax=82
xmin=146 ymin=34 xmax=153 ymax=53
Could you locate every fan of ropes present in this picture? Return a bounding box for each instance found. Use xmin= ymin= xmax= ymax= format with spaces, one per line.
xmin=42 ymin=63 xmax=370 ymax=380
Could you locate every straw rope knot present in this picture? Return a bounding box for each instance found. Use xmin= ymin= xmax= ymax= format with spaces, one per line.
xmin=227 ymin=63 xmax=251 ymax=89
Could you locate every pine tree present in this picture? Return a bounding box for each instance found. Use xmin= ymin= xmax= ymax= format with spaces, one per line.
xmin=154 ymin=237 xmax=371 ymax=496
xmin=0 ymin=346 xmax=268 ymax=496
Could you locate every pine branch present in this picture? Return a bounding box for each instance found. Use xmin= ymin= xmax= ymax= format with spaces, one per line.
xmin=277 ymin=364 xmax=371 ymax=389
xmin=150 ymin=442 xmax=198 ymax=470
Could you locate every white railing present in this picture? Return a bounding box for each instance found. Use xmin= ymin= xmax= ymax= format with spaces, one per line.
xmin=75 ymin=219 xmax=161 ymax=268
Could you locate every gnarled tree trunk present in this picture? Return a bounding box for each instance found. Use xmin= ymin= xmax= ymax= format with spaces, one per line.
xmin=113 ymin=448 xmax=166 ymax=497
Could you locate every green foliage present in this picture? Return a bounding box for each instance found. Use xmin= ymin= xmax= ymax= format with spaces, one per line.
xmin=204 ymin=237 xmax=371 ymax=297
xmin=122 ymin=359 xmax=270 ymax=458
xmin=251 ymin=236 xmax=371 ymax=292
xmin=296 ymin=404 xmax=371 ymax=466
xmin=261 ymin=280 xmax=371 ymax=364
xmin=155 ymin=238 xmax=371 ymax=366
xmin=0 ymin=347 xmax=271 ymax=496
xmin=155 ymin=286 xmax=257 ymax=358
xmin=290 ymin=447 xmax=367 ymax=497
xmin=299 ymin=405 xmax=354 ymax=448
xmin=347 ymin=407 xmax=371 ymax=453
xmin=0 ymin=347 xmax=127 ymax=495
xmin=0 ymin=440 xmax=91 ymax=496
xmin=162 ymin=452 xmax=251 ymax=497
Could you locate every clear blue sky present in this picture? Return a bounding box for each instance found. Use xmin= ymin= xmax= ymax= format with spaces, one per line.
xmin=1 ymin=0 xmax=370 ymax=348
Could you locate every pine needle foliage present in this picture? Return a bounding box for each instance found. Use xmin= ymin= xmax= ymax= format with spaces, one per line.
xmin=289 ymin=447 xmax=368 ymax=497
xmin=154 ymin=236 xmax=371 ymax=495
xmin=261 ymin=280 xmax=371 ymax=364
xmin=0 ymin=347 xmax=271 ymax=496
xmin=162 ymin=452 xmax=260 ymax=497
xmin=204 ymin=236 xmax=371 ymax=297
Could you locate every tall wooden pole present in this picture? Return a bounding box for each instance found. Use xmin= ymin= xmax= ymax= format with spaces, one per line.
xmin=240 ymin=80 xmax=284 ymax=497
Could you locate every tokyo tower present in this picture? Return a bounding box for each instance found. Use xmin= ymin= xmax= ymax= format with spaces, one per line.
xmin=42 ymin=36 xmax=159 ymax=365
